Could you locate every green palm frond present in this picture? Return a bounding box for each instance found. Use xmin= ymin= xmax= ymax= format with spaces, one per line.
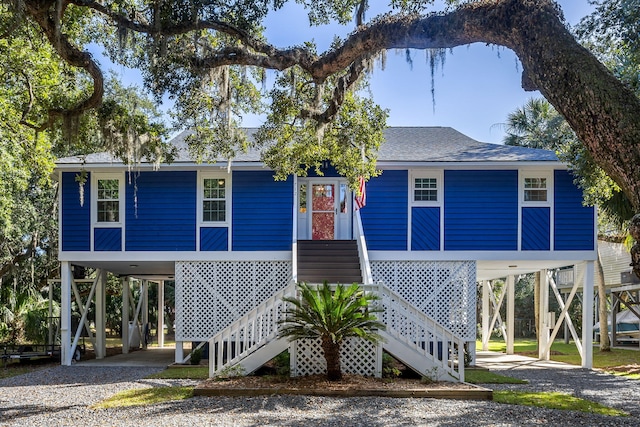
xmin=278 ymin=281 xmax=385 ymax=345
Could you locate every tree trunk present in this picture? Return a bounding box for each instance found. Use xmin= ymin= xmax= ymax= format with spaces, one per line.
xmin=595 ymin=254 xmax=610 ymax=351
xmin=321 ymin=337 xmax=343 ymax=381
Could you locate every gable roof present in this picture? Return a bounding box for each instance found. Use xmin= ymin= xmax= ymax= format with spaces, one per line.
xmin=56 ymin=126 xmax=558 ymax=166
xmin=378 ymin=127 xmax=557 ymax=162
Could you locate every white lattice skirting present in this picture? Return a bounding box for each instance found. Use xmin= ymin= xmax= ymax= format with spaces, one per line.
xmin=290 ymin=338 xmax=381 ymax=377
xmin=371 ymin=260 xmax=476 ymax=341
xmin=175 ymin=260 xmax=292 ymax=341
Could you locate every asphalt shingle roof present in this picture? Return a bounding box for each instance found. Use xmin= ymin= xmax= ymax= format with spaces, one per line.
xmin=56 ymin=126 xmax=558 ymax=165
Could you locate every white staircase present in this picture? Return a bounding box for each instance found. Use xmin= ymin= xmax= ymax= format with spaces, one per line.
xmin=206 ymin=211 xmax=464 ymax=380
xmin=207 ymin=280 xmax=464 ymax=382
xmin=376 ymin=284 xmax=465 ymax=381
xmin=207 ymin=281 xmax=296 ymax=377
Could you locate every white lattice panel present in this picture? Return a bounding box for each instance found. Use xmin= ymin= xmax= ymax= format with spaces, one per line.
xmin=291 ymin=338 xmax=381 ymax=377
xmin=371 ymin=261 xmax=476 ymax=340
xmin=175 ymin=261 xmax=292 ymax=341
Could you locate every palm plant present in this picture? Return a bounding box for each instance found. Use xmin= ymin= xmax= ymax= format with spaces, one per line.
xmin=278 ymin=281 xmax=384 ymax=381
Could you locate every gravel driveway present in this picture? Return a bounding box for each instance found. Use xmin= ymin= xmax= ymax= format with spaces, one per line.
xmin=1 ymin=364 xmax=639 ymax=426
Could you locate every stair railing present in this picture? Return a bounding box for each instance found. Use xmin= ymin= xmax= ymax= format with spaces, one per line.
xmin=354 ymin=209 xmax=373 ymax=285
xmin=208 ymin=280 xmax=297 ymax=377
xmin=370 ymin=282 xmax=465 ymax=382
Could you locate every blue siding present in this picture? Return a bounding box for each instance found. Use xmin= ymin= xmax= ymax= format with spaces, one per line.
xmin=232 ymin=171 xmax=293 ymax=251
xmin=94 ymin=228 xmax=122 ymax=251
xmin=306 ymin=164 xmax=341 ymax=178
xmin=125 ymin=171 xmax=197 ymax=251
xmin=444 ymin=170 xmax=518 ymax=250
xmin=61 ymin=172 xmax=91 ymax=251
xmin=411 ymin=207 xmax=440 ymax=251
xmin=200 ymin=227 xmax=228 ymax=251
xmin=521 ymin=207 xmax=550 ymax=251
xmin=554 ymin=170 xmax=595 ymax=250
xmin=361 ymin=170 xmax=408 ymax=250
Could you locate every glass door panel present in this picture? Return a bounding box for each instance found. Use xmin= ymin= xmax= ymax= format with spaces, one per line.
xmin=311 ymin=184 xmax=335 ymax=240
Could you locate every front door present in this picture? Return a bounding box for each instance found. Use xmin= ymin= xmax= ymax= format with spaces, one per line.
xmin=297 ymin=179 xmax=351 ymax=240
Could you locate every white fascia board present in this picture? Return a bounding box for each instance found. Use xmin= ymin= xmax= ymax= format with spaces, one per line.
xmin=376 ymin=161 xmax=566 ymax=169
xmin=55 ymin=162 xmax=267 ymax=171
xmin=367 ymin=250 xmax=597 ymax=262
xmin=58 ymin=251 xmax=292 ymax=262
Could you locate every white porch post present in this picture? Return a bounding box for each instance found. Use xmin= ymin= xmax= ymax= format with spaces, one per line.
xmin=95 ymin=269 xmax=107 ymax=359
xmin=538 ymin=269 xmax=549 ymax=360
xmin=506 ymin=275 xmax=515 ymax=355
xmin=481 ymin=280 xmax=490 ymax=351
xmin=122 ymin=277 xmax=130 ymax=354
xmin=158 ymin=280 xmax=165 ymax=348
xmin=582 ymin=261 xmax=594 ymax=368
xmin=60 ymin=261 xmax=72 ymax=366
xmin=175 ymin=341 xmax=184 ymax=364
xmin=142 ymin=280 xmax=149 ymax=349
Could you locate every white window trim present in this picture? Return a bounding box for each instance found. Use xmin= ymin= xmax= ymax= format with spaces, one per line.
xmin=520 ymin=170 xmax=553 ymax=207
xmin=91 ymin=172 xmax=125 ymax=227
xmin=197 ymin=171 xmax=231 ymax=227
xmin=410 ymin=170 xmax=443 ymax=207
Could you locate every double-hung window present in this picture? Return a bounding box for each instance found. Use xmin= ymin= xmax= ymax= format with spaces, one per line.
xmin=414 ymin=177 xmax=438 ymax=202
xmin=97 ymin=179 xmax=120 ymax=222
xmin=93 ymin=174 xmax=122 ymax=224
xmin=522 ymin=173 xmax=552 ymax=205
xmin=201 ymin=175 xmax=228 ymax=223
xmin=198 ymin=172 xmax=231 ymax=227
xmin=524 ymin=177 xmax=548 ymax=202
xmin=411 ymin=172 xmax=442 ymax=205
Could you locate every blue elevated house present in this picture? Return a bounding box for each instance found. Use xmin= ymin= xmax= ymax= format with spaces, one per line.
xmin=56 ymin=127 xmax=597 ymax=379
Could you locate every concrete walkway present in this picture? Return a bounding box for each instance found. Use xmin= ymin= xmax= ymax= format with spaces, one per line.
xmin=79 ymin=348 xmax=576 ymax=371
xmin=475 ymin=350 xmax=581 ymax=370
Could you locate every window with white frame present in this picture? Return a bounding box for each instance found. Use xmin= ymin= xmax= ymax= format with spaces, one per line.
xmin=523 ymin=177 xmax=548 ymax=202
xmin=96 ymin=177 xmax=121 ymax=223
xmin=202 ymin=176 xmax=227 ymax=222
xmin=412 ymin=173 xmax=441 ymax=204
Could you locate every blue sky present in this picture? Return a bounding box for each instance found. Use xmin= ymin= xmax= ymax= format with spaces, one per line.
xmin=101 ymin=1 xmax=595 ymax=144
xmin=246 ymin=0 xmax=596 ymax=144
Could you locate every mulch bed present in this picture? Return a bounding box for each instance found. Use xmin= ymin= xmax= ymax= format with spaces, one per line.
xmin=195 ymin=374 xmax=492 ymax=399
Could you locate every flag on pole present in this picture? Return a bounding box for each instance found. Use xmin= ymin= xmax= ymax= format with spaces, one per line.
xmin=355 ymin=176 xmax=366 ymax=210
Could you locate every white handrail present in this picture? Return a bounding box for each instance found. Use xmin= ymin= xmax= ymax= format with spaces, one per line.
xmin=208 ymin=281 xmax=297 ymax=377
xmin=376 ymin=282 xmax=465 ymax=381
xmin=354 ymin=209 xmax=373 ymax=285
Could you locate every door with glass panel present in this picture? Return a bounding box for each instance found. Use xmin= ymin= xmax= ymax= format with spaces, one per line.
xmin=297 ymin=179 xmax=351 ymax=240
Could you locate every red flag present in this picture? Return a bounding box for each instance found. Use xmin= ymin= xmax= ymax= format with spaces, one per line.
xmin=355 ymin=176 xmax=366 ymax=210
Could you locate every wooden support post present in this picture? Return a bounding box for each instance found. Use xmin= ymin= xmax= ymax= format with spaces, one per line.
xmin=60 ymin=262 xmax=72 ymax=366
xmin=95 ymin=269 xmax=106 ymax=359
xmin=482 ymin=280 xmax=490 ymax=351
xmin=142 ymin=280 xmax=149 ymax=349
xmin=122 ymin=277 xmax=129 ymax=354
xmin=506 ymin=275 xmax=515 ymax=355
xmin=538 ymin=269 xmax=549 ymax=360
xmin=582 ymin=261 xmax=594 ymax=369
xmin=563 ymin=293 xmax=570 ymax=344
xmin=175 ymin=341 xmax=184 ymax=364
xmin=158 ymin=280 xmax=165 ymax=348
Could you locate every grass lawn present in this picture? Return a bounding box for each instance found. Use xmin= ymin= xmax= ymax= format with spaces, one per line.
xmin=465 ymin=369 xmax=527 ymax=384
xmin=0 ymin=362 xmax=54 ymax=380
xmin=477 ymin=339 xmax=640 ymax=375
xmin=91 ymin=387 xmax=194 ymax=409
xmin=145 ymin=366 xmax=209 ymax=380
xmin=493 ymin=391 xmax=628 ymax=417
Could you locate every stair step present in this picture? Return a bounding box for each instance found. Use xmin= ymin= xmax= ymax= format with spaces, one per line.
xmin=298 ymin=277 xmax=363 ymax=284
xmin=298 ymin=262 xmax=360 ymax=269
xmin=296 ymin=239 xmax=362 ymax=284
